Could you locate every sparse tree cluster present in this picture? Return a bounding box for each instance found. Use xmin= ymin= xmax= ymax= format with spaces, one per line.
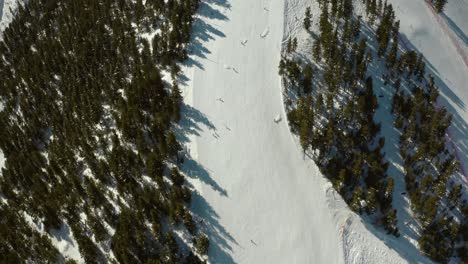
xmin=364 ymin=0 xmax=466 ymax=261
xmin=392 ymin=74 xmax=466 ymax=262
xmin=281 ymin=0 xmax=398 ymax=235
xmin=281 ymin=3 xmax=467 ymax=260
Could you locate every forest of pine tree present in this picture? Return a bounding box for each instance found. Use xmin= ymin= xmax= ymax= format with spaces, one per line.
xmin=0 ymin=0 xmax=208 ymax=262
xmin=280 ymin=0 xmax=466 ymax=262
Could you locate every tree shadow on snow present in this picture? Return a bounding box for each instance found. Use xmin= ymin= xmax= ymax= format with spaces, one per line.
xmin=399 ymin=33 xmax=468 ymax=183
xmin=354 ymin=22 xmax=468 ymax=263
xmin=174 ymin=104 xmax=216 ymax=144
xmin=175 ymin=104 xmax=234 ymax=263
xmin=176 ymin=1 xmax=237 ymax=262
xmin=441 ymin=13 xmax=468 ymax=47
xmin=190 ymin=191 xmax=237 ymax=264
xmin=174 ymin=103 xmax=228 ymax=197
xmin=183 ymin=0 xmax=229 ymax=72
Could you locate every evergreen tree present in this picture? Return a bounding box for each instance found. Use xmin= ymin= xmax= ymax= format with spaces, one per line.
xmin=304 ymin=7 xmax=312 ymax=31
xmin=433 ymin=0 xmax=448 ymax=13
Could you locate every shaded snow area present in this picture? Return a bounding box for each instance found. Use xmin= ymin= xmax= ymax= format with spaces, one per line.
xmin=0 ymin=0 xmax=20 ymax=37
xmin=388 ymin=0 xmax=468 ymax=185
xmin=283 ymin=0 xmax=433 ymax=263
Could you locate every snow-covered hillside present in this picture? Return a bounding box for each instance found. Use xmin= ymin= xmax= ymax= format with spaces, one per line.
xmin=389 ymin=0 xmax=468 ymax=184
xmin=181 ymin=0 xmax=344 ymax=263
xmin=182 ymin=0 xmax=467 ymax=263
xmin=0 ymin=0 xmax=465 ymax=262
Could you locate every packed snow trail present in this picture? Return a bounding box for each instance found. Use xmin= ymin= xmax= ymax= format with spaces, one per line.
xmin=182 ymin=0 xmax=344 ymax=263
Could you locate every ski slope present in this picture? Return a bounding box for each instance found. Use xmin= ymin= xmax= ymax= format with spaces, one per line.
xmin=182 ymin=0 xmax=468 ymax=263
xmin=181 ymin=0 xmax=344 ymax=263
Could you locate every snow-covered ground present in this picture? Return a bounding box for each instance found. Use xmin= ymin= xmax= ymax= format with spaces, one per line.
xmin=0 ymin=0 xmax=20 ymax=36
xmin=181 ymin=0 xmax=344 ymax=263
xmin=179 ymin=0 xmax=446 ymax=263
xmin=389 ymin=0 xmax=468 ymax=184
xmin=0 ymin=0 xmax=465 ymax=262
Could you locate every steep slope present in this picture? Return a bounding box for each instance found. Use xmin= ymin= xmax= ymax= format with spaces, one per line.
xmin=182 ymin=0 xmax=344 ymax=263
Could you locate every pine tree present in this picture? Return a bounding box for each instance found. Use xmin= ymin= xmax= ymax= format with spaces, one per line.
xmin=171 ymin=82 xmax=183 ymax=122
xmin=304 ymin=7 xmax=312 ymax=31
xmin=433 ymin=0 xmax=448 ymax=13
xmin=298 ymin=96 xmax=314 ymax=151
xmin=292 ymin=37 xmax=298 ymax=52
xmin=195 ymin=234 xmax=210 ymax=255
xmin=287 ymin=38 xmax=293 ymax=53
xmin=313 ymin=40 xmax=322 ymax=61
xmin=386 ymin=34 xmax=398 ymax=68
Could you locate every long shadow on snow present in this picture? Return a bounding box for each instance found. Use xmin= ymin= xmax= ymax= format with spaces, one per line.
xmin=362 ymin=30 xmax=431 ymax=263
xmin=399 ymin=33 xmax=468 ymax=184
xmin=184 ymin=0 xmax=229 ymax=72
xmin=401 ymin=33 xmax=466 ymax=110
xmin=283 ymin=19 xmax=434 ymax=262
xmin=355 ymin=22 xmax=467 ymax=263
xmin=174 ymin=103 xmax=227 ymax=197
xmin=441 ymin=13 xmax=468 ymax=47
xmin=175 ymin=103 xmax=216 ymax=144
xmin=177 ymin=1 xmax=237 ymax=263
xmin=287 ymin=19 xmax=464 ymax=263
xmin=352 ymin=23 xmax=433 ymax=263
xmin=175 ymin=104 xmax=234 ymax=263
xmin=190 ymin=191 xmax=237 ymax=264
xmin=174 ymin=103 xmax=233 ymax=262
